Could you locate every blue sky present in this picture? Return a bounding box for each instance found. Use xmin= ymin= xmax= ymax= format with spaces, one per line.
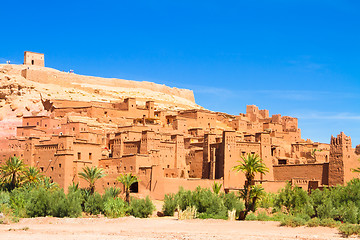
xmin=1 ymin=0 xmax=359 ymax=146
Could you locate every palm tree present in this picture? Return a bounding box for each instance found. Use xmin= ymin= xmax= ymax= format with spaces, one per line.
xmin=212 ymin=181 xmax=222 ymax=195
xmin=0 ymin=156 xmax=26 ymax=190
xmin=233 ymin=153 xmax=268 ymax=219
xmin=117 ymin=173 xmax=139 ymax=203
xmin=23 ymin=166 xmax=43 ymax=185
xmin=79 ymin=166 xmax=106 ymax=194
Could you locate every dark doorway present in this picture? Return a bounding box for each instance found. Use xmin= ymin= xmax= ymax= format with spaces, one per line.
xmin=130 ymin=182 xmax=138 ymax=193
xmin=31 ymin=60 xmax=34 ymax=65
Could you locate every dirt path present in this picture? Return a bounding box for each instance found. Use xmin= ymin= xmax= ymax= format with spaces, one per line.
xmin=0 ymin=217 xmax=345 ymax=240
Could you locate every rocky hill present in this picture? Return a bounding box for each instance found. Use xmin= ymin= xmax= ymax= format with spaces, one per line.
xmin=0 ymin=64 xmax=201 ymax=138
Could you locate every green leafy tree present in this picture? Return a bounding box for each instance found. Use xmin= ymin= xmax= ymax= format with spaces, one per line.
xmin=22 ymin=166 xmax=43 ymax=185
xmin=0 ymin=157 xmax=26 ymax=190
xmin=232 ymin=153 xmax=268 ymax=219
xmin=117 ymin=173 xmax=139 ymax=203
xmin=79 ymin=166 xmax=106 ymax=194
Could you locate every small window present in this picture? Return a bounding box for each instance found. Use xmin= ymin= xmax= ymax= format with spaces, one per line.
xmin=59 ymin=164 xmax=62 ymax=168
xmin=51 ymin=167 xmax=54 ymax=171
xmin=89 ymin=153 xmax=92 ymax=160
xmin=124 ymin=166 xmax=126 ymax=170
xmin=40 ymin=167 xmax=44 ymax=172
xmin=78 ymin=152 xmax=81 ymax=160
xmin=278 ymin=159 xmax=287 ymax=165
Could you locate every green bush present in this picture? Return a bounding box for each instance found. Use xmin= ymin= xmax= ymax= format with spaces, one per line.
xmin=245 ymin=212 xmax=257 ymax=221
xmin=256 ymin=212 xmax=271 ymax=221
xmin=129 ymin=196 xmax=155 ymax=218
xmin=338 ymin=224 xmax=360 ymax=238
xmin=280 ymin=215 xmax=307 ymax=227
xmin=103 ymin=187 xmax=122 ymax=201
xmin=306 ymin=217 xmax=321 ymax=227
xmin=104 ymin=197 xmax=128 ymax=218
xmin=192 ymin=187 xmax=227 ymax=219
xmin=25 ymin=188 xmax=52 ymax=217
xmin=320 ymin=218 xmax=339 ymax=228
xmin=49 ymin=189 xmax=82 ymax=218
xmin=84 ymin=193 xmax=104 ymax=215
xmin=222 ymin=192 xmax=244 ymax=217
xmin=162 ymin=193 xmax=177 ymax=216
xmin=269 ymin=212 xmax=287 ymax=222
xmin=259 ymin=192 xmax=276 ymax=209
xmin=9 ymin=188 xmax=28 ymax=217
xmin=274 ymin=182 xmax=314 ymax=217
xmin=0 ymin=191 xmax=10 ymax=206
xmin=162 ymin=187 xmax=244 ymax=219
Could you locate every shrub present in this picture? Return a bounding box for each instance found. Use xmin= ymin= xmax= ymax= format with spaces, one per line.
xmin=259 ymin=192 xmax=276 ymax=209
xmin=222 ymin=192 xmax=244 ymax=217
xmin=280 ymin=216 xmax=306 ymax=227
xmin=274 ymin=182 xmax=314 ymax=217
xmin=103 ymin=187 xmax=122 ymax=201
xmin=0 ymin=191 xmax=10 ymax=206
xmin=49 ymin=189 xmax=82 ymax=218
xmin=192 ymin=187 xmax=227 ymax=219
xmin=320 ymin=218 xmax=339 ymax=228
xmin=256 ymin=211 xmax=271 ymax=221
xmin=162 ymin=187 xmax=235 ymax=219
xmin=245 ymin=212 xmax=257 ymax=221
xmin=306 ymin=217 xmax=321 ymax=227
xmin=104 ymin=197 xmax=128 ymax=218
xmin=0 ymin=204 xmax=19 ymax=224
xmin=25 ymin=188 xmax=52 ymax=217
xmin=270 ymin=212 xmax=288 ymax=222
xmin=65 ymin=189 xmax=83 ymax=218
xmin=338 ymin=224 xmax=360 ymax=238
xmin=129 ymin=197 xmax=155 ymax=218
xmin=162 ymin=193 xmax=177 ymax=216
xmin=84 ymin=193 xmax=104 ymax=215
xmin=178 ymin=206 xmax=197 ymax=220
xmin=9 ymin=188 xmax=28 ymax=217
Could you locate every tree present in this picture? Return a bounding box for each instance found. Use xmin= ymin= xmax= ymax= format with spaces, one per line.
xmin=212 ymin=181 xmax=222 ymax=195
xmin=79 ymin=166 xmax=106 ymax=194
xmin=233 ymin=153 xmax=268 ymax=219
xmin=117 ymin=173 xmax=139 ymax=203
xmin=23 ymin=166 xmax=43 ymax=185
xmin=0 ymin=156 xmax=26 ymax=190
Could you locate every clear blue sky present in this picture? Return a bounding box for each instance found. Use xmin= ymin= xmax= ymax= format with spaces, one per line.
xmin=1 ymin=0 xmax=359 ymax=146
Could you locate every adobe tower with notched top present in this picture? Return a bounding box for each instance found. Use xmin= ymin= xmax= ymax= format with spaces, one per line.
xmin=23 ymin=51 xmax=45 ymax=67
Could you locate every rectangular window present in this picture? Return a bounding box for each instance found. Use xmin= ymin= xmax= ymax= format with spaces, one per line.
xmin=89 ymin=153 xmax=92 ymax=160
xmin=78 ymin=152 xmax=81 ymax=160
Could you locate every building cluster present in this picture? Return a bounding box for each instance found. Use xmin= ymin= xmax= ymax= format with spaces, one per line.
xmin=0 ymin=52 xmax=359 ymax=199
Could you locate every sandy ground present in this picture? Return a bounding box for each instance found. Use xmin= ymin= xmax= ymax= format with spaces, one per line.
xmin=0 ymin=217 xmax=347 ymax=240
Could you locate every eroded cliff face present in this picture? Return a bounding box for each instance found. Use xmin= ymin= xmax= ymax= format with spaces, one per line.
xmin=0 ymin=64 xmax=201 ymax=138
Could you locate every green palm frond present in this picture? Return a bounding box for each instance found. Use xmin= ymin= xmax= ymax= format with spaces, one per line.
xmin=79 ymin=166 xmax=106 ymax=194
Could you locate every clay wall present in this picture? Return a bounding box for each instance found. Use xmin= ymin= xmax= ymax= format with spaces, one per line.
xmin=186 ymin=148 xmax=203 ymax=178
xmin=123 ymin=141 xmax=141 ymax=155
xmin=273 ymin=163 xmax=329 ymax=185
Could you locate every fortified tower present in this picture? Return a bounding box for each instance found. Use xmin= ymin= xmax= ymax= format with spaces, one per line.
xmin=328 ymin=132 xmax=352 ymax=186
